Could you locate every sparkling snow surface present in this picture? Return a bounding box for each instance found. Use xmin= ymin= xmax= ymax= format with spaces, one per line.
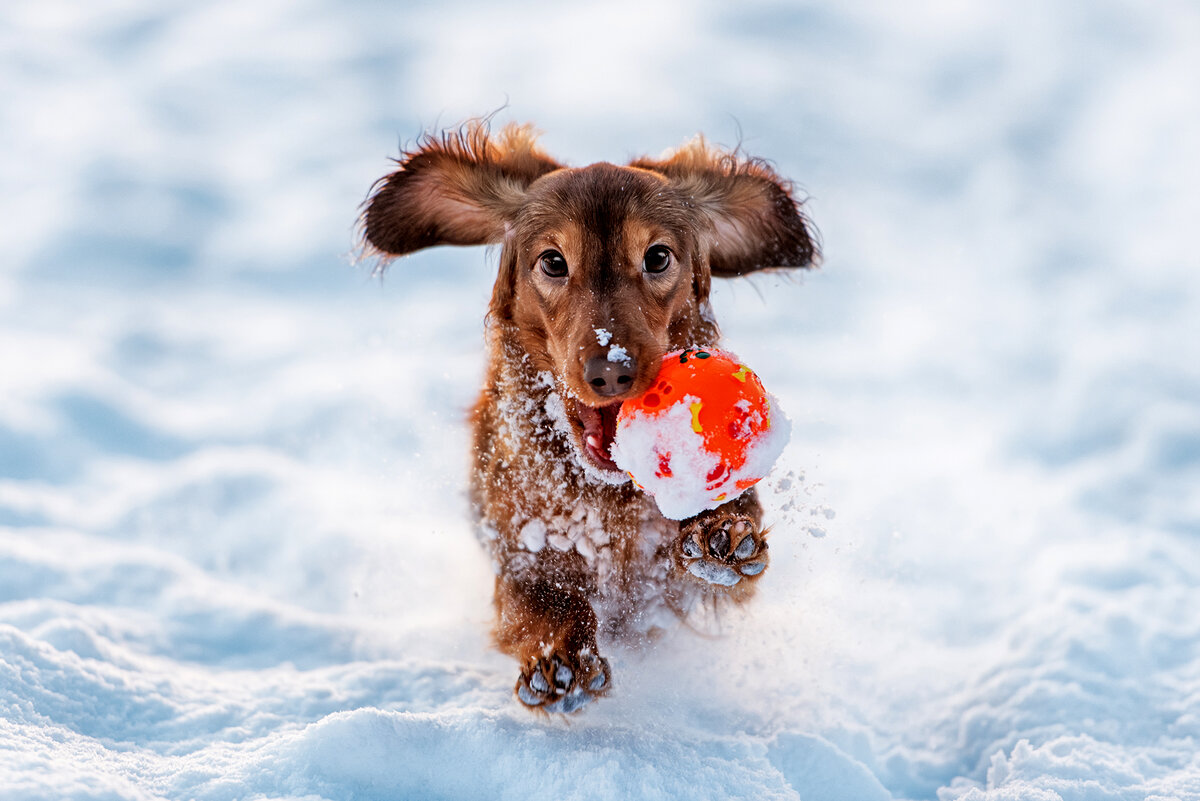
xmin=3 ymin=1 xmax=1199 ymax=799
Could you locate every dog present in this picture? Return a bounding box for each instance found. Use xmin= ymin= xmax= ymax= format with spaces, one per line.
xmin=361 ymin=120 xmax=817 ymax=713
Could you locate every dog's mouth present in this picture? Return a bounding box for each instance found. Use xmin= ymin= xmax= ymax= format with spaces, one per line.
xmin=575 ymin=402 xmax=622 ymax=472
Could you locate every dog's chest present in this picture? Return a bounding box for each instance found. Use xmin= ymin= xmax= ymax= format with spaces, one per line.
xmin=473 ymin=360 xmax=677 ymax=589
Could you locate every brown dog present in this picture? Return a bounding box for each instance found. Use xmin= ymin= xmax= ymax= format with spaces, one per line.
xmin=362 ymin=121 xmax=817 ymax=713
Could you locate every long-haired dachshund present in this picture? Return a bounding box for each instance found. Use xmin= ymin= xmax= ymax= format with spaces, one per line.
xmin=362 ymin=120 xmax=817 ymax=713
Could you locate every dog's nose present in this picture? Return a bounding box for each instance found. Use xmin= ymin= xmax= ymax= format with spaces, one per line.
xmin=584 ymin=354 xmax=638 ymax=398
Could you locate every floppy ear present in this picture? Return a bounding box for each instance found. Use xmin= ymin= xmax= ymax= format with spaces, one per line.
xmin=362 ymin=121 xmax=562 ymax=258
xmin=631 ymin=137 xmax=818 ymax=276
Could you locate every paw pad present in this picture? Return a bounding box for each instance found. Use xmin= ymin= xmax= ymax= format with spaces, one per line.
xmin=734 ymin=531 xmax=756 ymax=560
xmin=515 ymin=651 xmax=611 ymax=714
xmin=679 ymin=514 xmax=767 ymax=586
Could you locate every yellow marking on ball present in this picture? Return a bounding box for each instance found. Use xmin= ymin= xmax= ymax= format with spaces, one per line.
xmin=732 ymin=366 xmax=750 ymax=382
xmin=690 ymin=401 xmax=704 ymax=433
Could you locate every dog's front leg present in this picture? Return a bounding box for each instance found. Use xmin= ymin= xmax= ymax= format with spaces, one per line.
xmin=493 ymin=550 xmax=611 ymax=714
xmin=675 ymin=487 xmax=770 ymax=595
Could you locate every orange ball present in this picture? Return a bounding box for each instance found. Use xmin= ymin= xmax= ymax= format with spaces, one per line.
xmin=614 ymin=348 xmax=787 ymax=519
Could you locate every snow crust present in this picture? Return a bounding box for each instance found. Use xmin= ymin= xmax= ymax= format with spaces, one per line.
xmin=3 ymin=1 xmax=1200 ymax=799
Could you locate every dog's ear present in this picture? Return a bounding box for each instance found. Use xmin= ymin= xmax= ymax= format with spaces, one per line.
xmin=362 ymin=121 xmax=562 ymax=258
xmin=631 ymin=138 xmax=818 ymax=277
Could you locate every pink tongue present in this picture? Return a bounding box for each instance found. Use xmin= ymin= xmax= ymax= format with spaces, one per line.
xmin=582 ymin=405 xmax=619 ymax=458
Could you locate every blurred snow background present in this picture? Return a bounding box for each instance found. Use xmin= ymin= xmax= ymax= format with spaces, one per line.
xmin=2 ymin=0 xmax=1199 ymax=799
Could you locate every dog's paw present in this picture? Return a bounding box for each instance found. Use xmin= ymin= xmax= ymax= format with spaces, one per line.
xmin=678 ymin=513 xmax=768 ymax=586
xmin=514 ymin=649 xmax=611 ymax=714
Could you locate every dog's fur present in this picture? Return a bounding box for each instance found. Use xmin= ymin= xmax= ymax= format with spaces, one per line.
xmin=362 ymin=121 xmax=817 ymax=713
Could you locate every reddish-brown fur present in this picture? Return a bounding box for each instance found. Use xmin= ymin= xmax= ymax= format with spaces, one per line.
xmin=362 ymin=120 xmax=817 ymax=713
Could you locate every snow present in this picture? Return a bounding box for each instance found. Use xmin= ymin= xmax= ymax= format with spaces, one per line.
xmin=3 ymin=0 xmax=1200 ymax=799
xmin=518 ymin=518 xmax=547 ymax=553
xmin=606 ymin=344 xmax=631 ymax=365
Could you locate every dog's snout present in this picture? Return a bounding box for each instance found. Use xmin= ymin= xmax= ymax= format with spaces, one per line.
xmin=584 ymin=355 xmax=638 ymax=398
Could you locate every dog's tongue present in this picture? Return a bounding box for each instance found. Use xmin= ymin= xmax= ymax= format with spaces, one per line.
xmin=580 ymin=403 xmax=620 ymax=469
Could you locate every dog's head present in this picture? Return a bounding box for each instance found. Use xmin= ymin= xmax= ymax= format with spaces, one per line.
xmin=362 ymin=121 xmax=818 ymax=476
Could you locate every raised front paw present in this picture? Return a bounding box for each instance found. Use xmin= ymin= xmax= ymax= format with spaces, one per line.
xmin=678 ymin=513 xmax=768 ymax=586
xmin=515 ymin=648 xmax=611 ymax=714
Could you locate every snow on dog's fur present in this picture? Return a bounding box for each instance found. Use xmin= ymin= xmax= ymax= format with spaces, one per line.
xmin=361 ymin=120 xmax=817 ymax=713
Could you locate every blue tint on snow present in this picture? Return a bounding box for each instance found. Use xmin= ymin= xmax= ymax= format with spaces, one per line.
xmin=2 ymin=0 xmax=1199 ymax=799
xmin=54 ymin=393 xmax=190 ymax=461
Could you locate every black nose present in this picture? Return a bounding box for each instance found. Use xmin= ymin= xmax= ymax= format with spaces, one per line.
xmin=584 ymin=354 xmax=638 ymax=398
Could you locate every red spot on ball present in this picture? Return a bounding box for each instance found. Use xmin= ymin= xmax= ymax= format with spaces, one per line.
xmin=705 ymin=461 xmax=729 ymax=490
xmin=643 ymin=392 xmax=661 ymax=408
xmin=655 ymin=451 xmax=673 ymax=478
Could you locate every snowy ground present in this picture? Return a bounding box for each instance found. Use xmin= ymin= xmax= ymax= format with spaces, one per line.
xmin=3 ymin=0 xmax=1199 ymax=799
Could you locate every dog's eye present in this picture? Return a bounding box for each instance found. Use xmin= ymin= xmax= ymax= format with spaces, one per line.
xmin=538 ymin=250 xmax=568 ymax=278
xmin=642 ymin=245 xmax=672 ymax=274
